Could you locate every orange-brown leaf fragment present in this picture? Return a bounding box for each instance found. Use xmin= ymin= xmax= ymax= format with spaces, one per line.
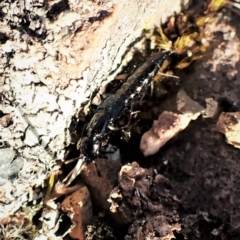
xmin=61 ymin=186 xmax=92 ymax=240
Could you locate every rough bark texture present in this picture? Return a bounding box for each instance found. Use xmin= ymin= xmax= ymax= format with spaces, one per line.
xmin=0 ymin=0 xmax=189 ymax=219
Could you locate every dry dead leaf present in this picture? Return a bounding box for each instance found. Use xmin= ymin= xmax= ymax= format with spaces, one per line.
xmin=177 ymin=89 xmax=205 ymax=119
xmin=140 ymin=111 xmax=191 ymax=156
xmin=216 ymin=112 xmax=240 ymax=148
xmin=140 ymin=90 xmax=205 ymax=156
xmin=203 ymin=98 xmax=218 ymax=118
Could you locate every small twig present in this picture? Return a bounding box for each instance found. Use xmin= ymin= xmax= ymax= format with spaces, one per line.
xmin=157 ymin=72 xmax=180 ymax=79
xmin=62 ymin=157 xmax=86 ymax=186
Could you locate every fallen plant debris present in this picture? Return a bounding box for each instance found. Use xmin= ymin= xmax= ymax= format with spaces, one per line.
xmin=61 ymin=185 xmax=92 ymax=240
xmin=176 ymin=89 xmax=205 ymax=119
xmin=140 ymin=89 xmax=205 ymax=156
xmin=140 ymin=111 xmax=192 ymax=156
xmin=204 ymin=97 xmax=219 ymax=118
xmin=109 ymin=162 xmax=181 ymax=239
xmin=216 ymin=111 xmax=240 ymax=148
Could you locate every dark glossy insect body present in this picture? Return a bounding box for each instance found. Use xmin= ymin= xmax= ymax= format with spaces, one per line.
xmin=80 ymin=51 xmax=172 ymax=162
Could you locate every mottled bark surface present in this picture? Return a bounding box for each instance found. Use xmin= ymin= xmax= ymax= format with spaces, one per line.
xmin=0 ymin=0 xmax=188 ymax=220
